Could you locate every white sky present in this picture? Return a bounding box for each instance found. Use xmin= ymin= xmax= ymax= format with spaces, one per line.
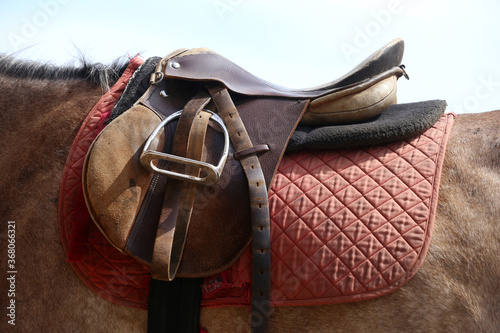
xmin=1 ymin=0 xmax=499 ymax=114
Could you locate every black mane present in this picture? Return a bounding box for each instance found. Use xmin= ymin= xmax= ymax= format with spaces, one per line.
xmin=0 ymin=54 xmax=130 ymax=90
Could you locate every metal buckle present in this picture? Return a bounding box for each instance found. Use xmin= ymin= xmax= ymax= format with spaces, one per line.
xmin=149 ymin=71 xmax=164 ymax=85
xmin=140 ymin=110 xmax=229 ymax=186
xmin=399 ymin=65 xmax=410 ymax=80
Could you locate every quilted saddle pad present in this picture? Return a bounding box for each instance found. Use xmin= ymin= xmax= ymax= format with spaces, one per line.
xmin=58 ymin=56 xmax=150 ymax=308
xmin=202 ymin=112 xmax=454 ymax=307
xmin=58 ymin=58 xmax=454 ymax=309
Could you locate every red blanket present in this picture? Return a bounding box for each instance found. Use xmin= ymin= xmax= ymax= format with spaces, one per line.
xmin=202 ymin=113 xmax=454 ymax=307
xmin=59 ymin=62 xmax=454 ymax=309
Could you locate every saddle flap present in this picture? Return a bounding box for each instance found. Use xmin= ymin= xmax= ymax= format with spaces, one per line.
xmin=82 ymin=104 xmax=165 ymax=251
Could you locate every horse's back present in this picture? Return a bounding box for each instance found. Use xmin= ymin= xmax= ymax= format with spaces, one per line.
xmin=200 ymin=111 xmax=500 ymax=333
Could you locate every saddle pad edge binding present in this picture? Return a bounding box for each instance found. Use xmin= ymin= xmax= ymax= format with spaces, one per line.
xmin=58 ymin=55 xmax=150 ymax=309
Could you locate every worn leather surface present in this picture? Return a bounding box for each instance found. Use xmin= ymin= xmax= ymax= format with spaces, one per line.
xmin=83 ymin=104 xmax=164 ymax=251
xmin=163 ymin=40 xmax=404 ymax=99
xmin=303 ymin=71 xmax=401 ymax=125
xmin=207 ymin=84 xmax=273 ymax=329
xmin=110 ymin=40 xmax=405 ymax=128
xmin=95 ymin=75 xmax=309 ymax=276
xmin=107 ymin=51 xmax=442 ymax=154
xmin=151 ymin=93 xmax=213 ymax=280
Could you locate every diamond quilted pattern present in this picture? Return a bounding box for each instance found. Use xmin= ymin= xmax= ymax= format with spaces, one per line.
xmin=312 ymin=218 xmax=341 ymax=243
xmin=202 ymin=113 xmax=455 ymax=307
xmin=356 ymin=234 xmax=383 ymax=257
xmin=309 ymin=245 xmax=337 ymax=270
xmin=58 ymin=56 xmax=150 ymax=309
xmin=343 ymin=221 xmax=371 ymax=243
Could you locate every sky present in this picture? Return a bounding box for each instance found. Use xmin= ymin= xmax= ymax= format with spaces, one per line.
xmin=1 ymin=0 xmax=499 ymax=114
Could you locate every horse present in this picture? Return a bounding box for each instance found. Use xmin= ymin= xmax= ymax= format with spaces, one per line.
xmin=0 ymin=55 xmax=498 ymax=333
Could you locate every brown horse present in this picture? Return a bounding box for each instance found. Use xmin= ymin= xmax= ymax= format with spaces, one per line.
xmin=0 ymin=56 xmax=499 ymax=333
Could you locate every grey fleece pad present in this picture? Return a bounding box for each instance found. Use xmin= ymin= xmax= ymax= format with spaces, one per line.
xmin=287 ymin=100 xmax=447 ymax=151
xmin=111 ymin=57 xmax=446 ymax=151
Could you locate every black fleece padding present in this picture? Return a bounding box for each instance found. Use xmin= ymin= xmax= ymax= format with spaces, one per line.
xmin=287 ymin=100 xmax=447 ymax=151
xmin=108 ymin=56 xmax=161 ymax=123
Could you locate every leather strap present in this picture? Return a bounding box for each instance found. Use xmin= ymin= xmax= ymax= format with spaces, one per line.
xmin=147 ymin=277 xmax=203 ymax=333
xmin=207 ymin=83 xmax=271 ymax=333
xmin=151 ymin=84 xmax=272 ymax=331
xmin=233 ymin=144 xmax=270 ymax=161
xmin=151 ymin=92 xmax=212 ymax=280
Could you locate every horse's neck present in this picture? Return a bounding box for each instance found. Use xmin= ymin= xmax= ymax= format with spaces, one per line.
xmin=0 ymin=72 xmax=141 ymax=331
xmin=0 ymin=76 xmax=102 ymax=124
xmin=0 ymin=76 xmax=102 ymax=214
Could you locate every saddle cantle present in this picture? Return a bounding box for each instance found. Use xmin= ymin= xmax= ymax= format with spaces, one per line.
xmin=82 ymin=39 xmax=407 ymax=331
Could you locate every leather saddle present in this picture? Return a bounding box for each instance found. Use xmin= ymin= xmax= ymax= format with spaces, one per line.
xmin=82 ymin=39 xmax=406 ymax=331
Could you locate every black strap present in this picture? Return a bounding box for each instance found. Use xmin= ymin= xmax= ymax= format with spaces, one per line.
xmin=147 ymin=277 xmax=203 ymax=333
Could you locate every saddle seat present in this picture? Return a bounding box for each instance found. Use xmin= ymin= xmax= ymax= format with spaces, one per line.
xmin=159 ymin=38 xmax=407 ymax=125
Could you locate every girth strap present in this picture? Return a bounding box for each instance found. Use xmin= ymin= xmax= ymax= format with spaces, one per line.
xmin=151 ymin=91 xmax=212 ymax=280
xmin=207 ymin=83 xmax=271 ymax=333
xmin=147 ymin=277 xmax=203 ymax=333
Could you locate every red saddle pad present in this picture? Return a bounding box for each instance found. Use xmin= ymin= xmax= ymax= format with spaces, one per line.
xmin=202 ymin=112 xmax=454 ymax=307
xmin=58 ymin=56 xmax=150 ymax=308
xmin=58 ymin=62 xmax=454 ymax=309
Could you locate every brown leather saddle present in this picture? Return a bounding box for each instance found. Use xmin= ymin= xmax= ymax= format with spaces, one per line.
xmin=83 ymin=39 xmax=406 ymax=332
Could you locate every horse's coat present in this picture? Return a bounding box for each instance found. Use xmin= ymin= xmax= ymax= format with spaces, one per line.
xmin=0 ymin=56 xmax=498 ymax=333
